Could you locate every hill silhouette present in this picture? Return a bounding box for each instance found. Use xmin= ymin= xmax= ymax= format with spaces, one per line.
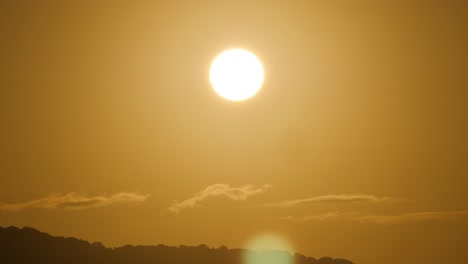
xmin=0 ymin=226 xmax=353 ymax=264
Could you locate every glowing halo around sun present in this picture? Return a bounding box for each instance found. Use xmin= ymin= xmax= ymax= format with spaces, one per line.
xmin=209 ymin=49 xmax=264 ymax=101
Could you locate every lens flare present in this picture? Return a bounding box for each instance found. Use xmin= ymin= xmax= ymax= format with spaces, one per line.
xmin=243 ymin=233 xmax=294 ymax=264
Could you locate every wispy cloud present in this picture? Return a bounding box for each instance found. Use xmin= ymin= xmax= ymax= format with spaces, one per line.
xmin=283 ymin=211 xmax=468 ymax=224
xmin=0 ymin=192 xmax=150 ymax=211
xmin=169 ymin=184 xmax=271 ymax=214
xmin=267 ymin=194 xmax=397 ymax=207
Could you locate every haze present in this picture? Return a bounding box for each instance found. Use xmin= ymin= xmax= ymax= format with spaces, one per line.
xmin=1 ymin=1 xmax=467 ymax=264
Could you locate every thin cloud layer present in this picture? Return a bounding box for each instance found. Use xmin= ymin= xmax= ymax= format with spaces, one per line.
xmin=283 ymin=211 xmax=468 ymax=224
xmin=0 ymin=192 xmax=150 ymax=211
xmin=169 ymin=184 xmax=271 ymax=214
xmin=268 ymin=194 xmax=396 ymax=207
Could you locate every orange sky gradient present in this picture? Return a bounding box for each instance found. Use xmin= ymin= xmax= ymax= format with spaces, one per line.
xmin=1 ymin=1 xmax=467 ymax=264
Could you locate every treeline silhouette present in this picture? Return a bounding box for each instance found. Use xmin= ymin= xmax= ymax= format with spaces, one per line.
xmin=0 ymin=226 xmax=353 ymax=264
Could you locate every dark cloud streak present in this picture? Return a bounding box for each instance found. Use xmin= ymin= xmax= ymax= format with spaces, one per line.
xmin=0 ymin=192 xmax=149 ymax=211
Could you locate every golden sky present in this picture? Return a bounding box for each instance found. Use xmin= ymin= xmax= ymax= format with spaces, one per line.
xmin=1 ymin=1 xmax=467 ymax=264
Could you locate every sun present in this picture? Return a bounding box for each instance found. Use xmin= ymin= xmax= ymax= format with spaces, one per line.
xmin=209 ymin=49 xmax=264 ymax=101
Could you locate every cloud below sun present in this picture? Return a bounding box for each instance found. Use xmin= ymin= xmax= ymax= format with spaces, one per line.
xmin=266 ymin=193 xmax=399 ymax=207
xmin=283 ymin=211 xmax=468 ymax=224
xmin=168 ymin=184 xmax=271 ymax=214
xmin=0 ymin=192 xmax=149 ymax=211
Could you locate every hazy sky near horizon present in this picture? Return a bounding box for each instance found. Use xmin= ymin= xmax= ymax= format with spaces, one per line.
xmin=1 ymin=1 xmax=467 ymax=264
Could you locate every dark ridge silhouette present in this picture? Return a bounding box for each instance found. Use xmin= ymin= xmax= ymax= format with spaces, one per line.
xmin=0 ymin=226 xmax=353 ymax=264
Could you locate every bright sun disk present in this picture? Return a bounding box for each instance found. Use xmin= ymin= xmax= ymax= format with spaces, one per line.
xmin=209 ymin=49 xmax=264 ymax=101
